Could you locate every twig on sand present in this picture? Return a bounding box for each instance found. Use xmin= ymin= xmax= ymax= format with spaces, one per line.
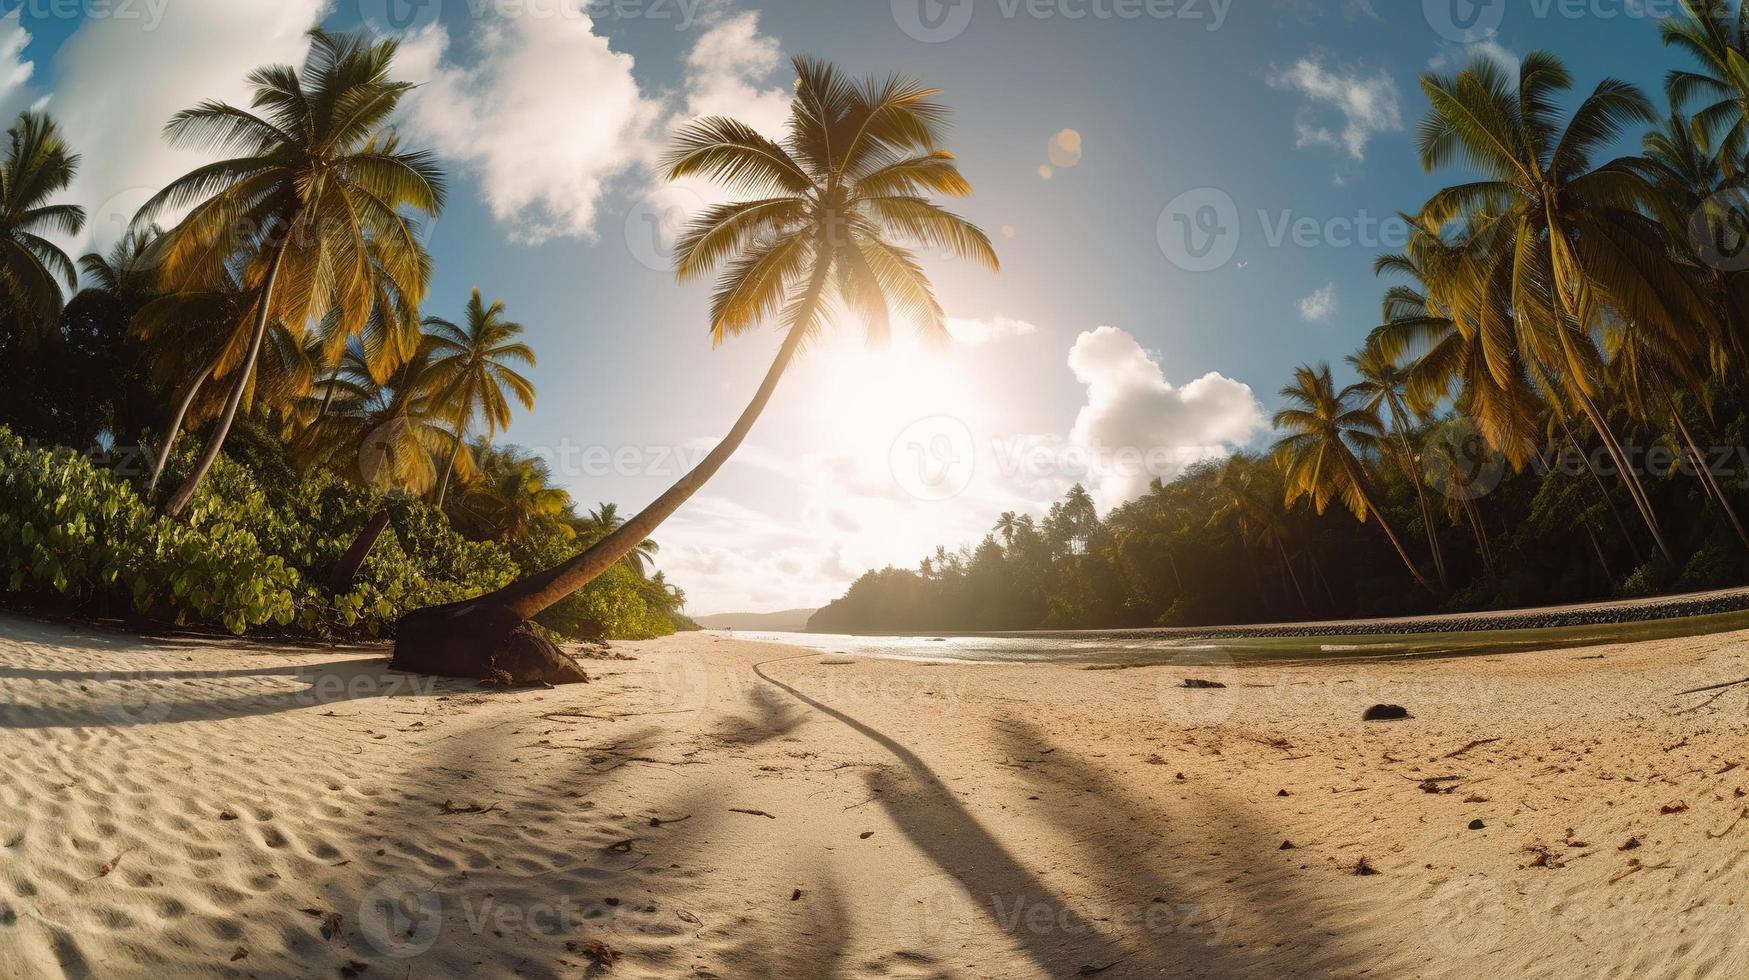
xmin=1441 ymin=738 xmax=1501 ymax=760
xmin=1609 ymin=858 xmax=1673 ymax=885
xmin=1677 ymin=677 xmax=1749 ymax=697
xmin=729 ymin=808 xmax=777 ymax=819
xmin=1707 ymin=808 xmax=1748 ymax=839
xmin=439 ymin=800 xmax=502 ymax=815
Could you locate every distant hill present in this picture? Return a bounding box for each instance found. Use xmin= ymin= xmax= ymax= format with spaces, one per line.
xmin=694 ymin=609 xmax=818 ymax=632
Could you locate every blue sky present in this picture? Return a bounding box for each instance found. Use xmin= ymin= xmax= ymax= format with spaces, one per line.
xmin=0 ymin=0 xmax=1694 ymax=612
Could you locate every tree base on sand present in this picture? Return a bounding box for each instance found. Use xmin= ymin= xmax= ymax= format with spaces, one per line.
xmin=391 ymin=600 xmax=589 ymax=686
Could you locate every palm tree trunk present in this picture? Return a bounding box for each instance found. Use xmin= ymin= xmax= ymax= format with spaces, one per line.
xmin=1662 ymin=386 xmax=1749 ymax=555
xmin=1389 ymin=408 xmax=1447 ymax=591
xmin=1463 ymin=496 xmax=1495 ymax=577
xmin=1275 ymin=537 xmax=1308 ymax=611
xmin=432 ymin=420 xmax=468 ymax=511
xmin=393 ymin=260 xmax=831 ymax=683
xmin=1574 ymin=389 xmax=1674 ymax=566
xmin=1584 ymin=523 xmax=1612 ymax=584
xmin=1350 ymin=475 xmax=1436 ymax=595
xmin=326 ymin=507 xmax=392 ymax=594
xmin=163 ymin=245 xmax=286 ymax=518
xmin=147 ymin=363 xmax=212 ymax=493
xmin=1557 ymin=416 xmax=1643 ymax=566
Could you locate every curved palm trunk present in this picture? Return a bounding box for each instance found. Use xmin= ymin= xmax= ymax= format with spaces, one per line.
xmin=1275 ymin=537 xmax=1308 ymax=611
xmin=1557 ymin=417 xmax=1643 ymax=567
xmin=1574 ymin=385 xmax=1674 ymax=566
xmin=1662 ymin=387 xmax=1749 ymax=555
xmin=393 ymin=262 xmax=829 ymax=684
xmin=1350 ymin=475 xmax=1436 ymax=595
xmin=432 ymin=421 xmax=468 ymax=511
xmin=1462 ymin=496 xmax=1495 ymax=577
xmin=163 ymin=246 xmax=286 ymax=518
xmin=327 ymin=507 xmax=392 ymax=593
xmin=1387 ymin=405 xmax=1447 ymax=591
xmin=147 ymin=363 xmax=213 ymax=493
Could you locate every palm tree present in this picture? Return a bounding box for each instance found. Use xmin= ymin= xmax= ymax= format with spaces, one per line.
xmin=297 ymin=342 xmax=462 ymax=591
xmin=993 ymin=511 xmax=1021 ymax=548
xmin=574 ymin=502 xmax=659 ymax=577
xmin=140 ymin=29 xmax=444 ymax=518
xmin=449 ymin=442 xmax=574 ymax=544
xmin=1273 ymin=363 xmax=1436 ymax=594
xmin=1662 ymin=0 xmax=1749 ymax=166
xmin=393 ymin=57 xmax=996 ymax=681
xmin=1415 ymin=51 xmax=1711 ymax=566
xmin=422 ymin=289 xmax=536 ymax=509
xmin=0 ymin=111 xmax=84 ymax=343
xmin=1345 ymin=342 xmax=1448 ymax=591
xmin=1420 ymin=420 xmax=1501 ymax=578
xmin=1207 ymin=453 xmax=1308 ymax=609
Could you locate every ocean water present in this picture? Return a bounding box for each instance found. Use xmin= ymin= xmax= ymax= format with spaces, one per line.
xmin=722 ymin=608 xmax=1749 ymax=667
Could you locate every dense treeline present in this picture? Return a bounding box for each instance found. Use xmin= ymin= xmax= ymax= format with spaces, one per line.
xmin=0 ymin=31 xmax=691 ymax=642
xmin=812 ymin=2 xmax=1749 ymax=635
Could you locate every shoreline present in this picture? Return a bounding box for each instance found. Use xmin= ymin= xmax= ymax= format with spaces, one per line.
xmin=801 ymin=584 xmax=1749 ymax=641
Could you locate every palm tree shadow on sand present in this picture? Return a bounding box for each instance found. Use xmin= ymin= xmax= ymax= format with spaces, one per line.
xmin=752 ymin=662 xmax=1363 ymax=978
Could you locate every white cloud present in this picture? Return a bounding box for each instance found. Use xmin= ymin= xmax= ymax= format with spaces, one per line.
xmin=1267 ymin=55 xmax=1402 ymax=162
xmin=1297 ymin=282 xmax=1338 ymax=322
xmin=946 ymin=314 xmax=1039 ymax=346
xmin=395 ymin=7 xmax=790 ymax=248
xmin=395 ymin=14 xmax=660 ymax=244
xmin=0 ymin=11 xmax=35 ymax=117
xmin=1429 ymin=31 xmax=1518 ymax=74
xmin=1066 ymin=326 xmax=1267 ymax=509
xmin=38 ymin=0 xmax=329 ymax=254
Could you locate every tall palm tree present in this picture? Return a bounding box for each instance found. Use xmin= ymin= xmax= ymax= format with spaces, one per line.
xmin=1415 ymin=51 xmax=1710 ymax=566
xmin=993 ymin=511 xmax=1021 ymax=548
xmin=393 ymin=57 xmax=996 ymax=680
xmin=1345 ymin=342 xmax=1448 ymax=591
xmin=140 ymin=29 xmax=444 ymax=518
xmin=1207 ymin=453 xmax=1308 ymax=609
xmin=422 ymin=289 xmax=536 ymax=509
xmin=1273 ymin=363 xmax=1436 ymax=594
xmin=1662 ymin=0 xmax=1749 ymax=166
xmin=0 ymin=111 xmax=84 ymax=343
xmin=297 ymin=342 xmax=462 ymax=591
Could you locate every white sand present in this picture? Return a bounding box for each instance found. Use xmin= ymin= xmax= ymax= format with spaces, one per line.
xmin=2 ymin=612 xmax=1748 ymax=978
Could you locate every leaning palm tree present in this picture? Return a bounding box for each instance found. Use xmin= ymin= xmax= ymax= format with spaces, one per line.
xmin=1662 ymin=0 xmax=1749 ymax=165
xmin=1415 ymin=51 xmax=1710 ymax=566
xmin=1345 ymin=342 xmax=1448 ymax=591
xmin=139 ymin=29 xmax=443 ymax=518
xmin=393 ymin=57 xmax=997 ymax=683
xmin=422 ymin=289 xmax=536 ymax=509
xmin=1273 ymin=363 xmax=1436 ymax=594
xmin=0 ymin=111 xmax=84 ymax=343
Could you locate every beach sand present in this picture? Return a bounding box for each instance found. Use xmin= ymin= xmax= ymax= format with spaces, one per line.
xmin=2 ymin=612 xmax=1748 ymax=978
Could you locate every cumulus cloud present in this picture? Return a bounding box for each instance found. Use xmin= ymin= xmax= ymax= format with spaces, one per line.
xmin=393 ymin=7 xmax=788 ymax=248
xmin=395 ymin=13 xmax=660 ymax=244
xmin=34 ymin=0 xmax=328 ymax=253
xmin=1297 ymin=282 xmax=1338 ymax=322
xmin=1268 ymin=55 xmax=1402 ymax=162
xmin=1066 ymin=326 xmax=1267 ymax=508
